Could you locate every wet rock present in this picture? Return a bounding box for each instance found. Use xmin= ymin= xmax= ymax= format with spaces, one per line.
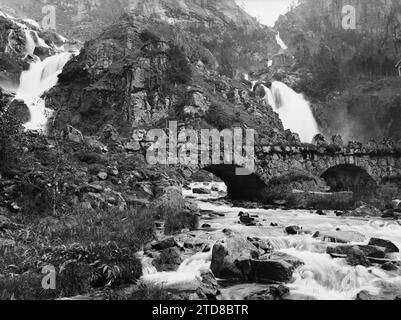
xmin=222 ymin=229 xmax=233 ymax=236
xmin=382 ymin=262 xmax=399 ymax=272
xmin=196 ymin=271 xmax=221 ymax=300
xmin=368 ymin=238 xmax=399 ymax=253
xmin=316 ymin=209 xmax=325 ymax=216
xmin=260 ymin=251 xmax=304 ymax=270
xmin=210 ymin=236 xmax=259 ymax=280
xmin=244 ymin=285 xmax=290 ymax=300
xmin=239 ymin=212 xmax=256 ymax=226
xmin=192 ymin=188 xmax=211 ymax=195
xmin=318 ymin=231 xmax=366 ymax=244
xmin=327 ymin=245 xmax=386 ymax=259
xmin=202 ymin=224 xmax=211 ymax=229
xmin=151 ymin=237 xmax=177 ymax=251
xmin=153 ymin=247 xmax=183 ymax=272
xmin=346 ymin=246 xmax=371 ymax=267
xmin=247 ymin=237 xmax=273 ymax=253
xmin=285 ymin=225 xmax=302 ymax=235
xmin=356 ymin=291 xmax=380 ymax=300
xmin=243 ymin=259 xmax=294 ymax=283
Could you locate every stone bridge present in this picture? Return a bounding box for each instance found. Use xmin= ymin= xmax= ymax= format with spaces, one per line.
xmin=183 ymin=139 xmax=401 ymax=201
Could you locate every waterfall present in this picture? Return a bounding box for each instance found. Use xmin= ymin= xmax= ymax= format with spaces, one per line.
xmin=24 ymin=30 xmax=36 ymax=56
xmin=15 ymin=52 xmax=72 ymax=132
xmin=263 ymin=81 xmax=319 ymax=143
xmin=276 ymin=32 xmax=288 ymax=51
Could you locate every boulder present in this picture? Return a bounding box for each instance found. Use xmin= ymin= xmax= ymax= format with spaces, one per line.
xmin=210 ymin=236 xmax=259 ymax=280
xmin=244 ymin=285 xmax=290 ymax=300
xmin=327 ymin=245 xmax=386 ymax=259
xmin=247 ymin=237 xmax=274 ymax=253
xmin=196 ymin=271 xmax=221 ymax=300
xmin=151 ymin=237 xmax=178 ymax=251
xmin=346 ymin=246 xmax=371 ymax=267
xmin=285 ymin=225 xmax=302 ymax=235
xmin=368 ymin=238 xmax=399 ymax=253
xmin=260 ymin=251 xmax=304 ymax=270
xmin=240 ymin=259 xmax=295 ymax=283
xmin=211 ymin=236 xmax=299 ymax=283
xmin=239 ymin=212 xmax=256 ymax=226
xmin=382 ymin=262 xmax=399 ymax=272
xmin=153 ymin=247 xmax=183 ymax=272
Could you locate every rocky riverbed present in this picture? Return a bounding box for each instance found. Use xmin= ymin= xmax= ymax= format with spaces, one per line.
xmin=139 ymin=182 xmax=401 ymax=300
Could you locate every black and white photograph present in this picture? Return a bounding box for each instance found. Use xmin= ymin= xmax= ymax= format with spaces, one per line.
xmin=0 ymin=0 xmax=401 ymax=307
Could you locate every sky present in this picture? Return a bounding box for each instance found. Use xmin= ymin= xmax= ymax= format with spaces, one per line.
xmin=236 ymin=0 xmax=298 ymax=26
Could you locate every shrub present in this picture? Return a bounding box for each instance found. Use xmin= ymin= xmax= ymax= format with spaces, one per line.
xmin=166 ymin=45 xmax=192 ymax=85
xmin=42 ymin=207 xmax=155 ymax=250
xmin=0 ymin=111 xmax=22 ymax=173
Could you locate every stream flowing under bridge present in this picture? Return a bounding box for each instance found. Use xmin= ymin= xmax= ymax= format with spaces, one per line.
xmin=180 ymin=141 xmax=401 ymax=201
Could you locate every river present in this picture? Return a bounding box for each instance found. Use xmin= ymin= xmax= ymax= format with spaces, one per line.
xmin=141 ymin=182 xmax=401 ymax=300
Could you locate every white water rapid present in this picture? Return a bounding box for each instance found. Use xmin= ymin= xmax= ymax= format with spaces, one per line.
xmin=141 ymin=182 xmax=401 ymax=300
xmin=264 ymin=81 xmax=319 ymax=143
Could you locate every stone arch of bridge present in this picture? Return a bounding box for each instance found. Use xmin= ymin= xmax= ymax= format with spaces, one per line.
xmin=191 ymin=164 xmax=268 ymax=201
xmin=320 ymin=164 xmax=377 ymax=193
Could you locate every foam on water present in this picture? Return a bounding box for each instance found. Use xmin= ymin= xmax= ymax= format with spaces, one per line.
xmin=141 ymin=252 xmax=212 ymax=291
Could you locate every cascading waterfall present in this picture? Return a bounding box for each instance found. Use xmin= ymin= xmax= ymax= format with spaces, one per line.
xmin=15 ymin=52 xmax=72 ymax=132
xmin=263 ymin=81 xmax=319 ymax=143
xmin=24 ymin=30 xmax=36 ymax=56
xmin=276 ymin=32 xmax=288 ymax=51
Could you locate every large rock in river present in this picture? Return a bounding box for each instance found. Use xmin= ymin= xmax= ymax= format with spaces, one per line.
xmin=211 ymin=235 xmax=302 ymax=283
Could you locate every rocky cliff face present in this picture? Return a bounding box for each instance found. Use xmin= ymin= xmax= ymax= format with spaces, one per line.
xmin=45 ymin=2 xmax=285 ymax=142
xmin=275 ymin=0 xmax=401 ymax=143
xmin=276 ymin=0 xmax=401 ymax=76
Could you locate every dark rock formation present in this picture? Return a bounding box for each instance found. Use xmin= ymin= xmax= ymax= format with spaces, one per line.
xmin=44 ymin=4 xmax=284 ymax=142
xmin=368 ymin=238 xmax=400 ymax=253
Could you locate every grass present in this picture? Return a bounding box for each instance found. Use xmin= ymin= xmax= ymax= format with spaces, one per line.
xmin=0 ymin=206 xmax=157 ymax=300
xmin=0 ymin=193 xmax=199 ymax=300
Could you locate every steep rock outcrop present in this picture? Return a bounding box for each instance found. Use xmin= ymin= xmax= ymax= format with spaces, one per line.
xmin=47 ymin=12 xmax=284 ymax=142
